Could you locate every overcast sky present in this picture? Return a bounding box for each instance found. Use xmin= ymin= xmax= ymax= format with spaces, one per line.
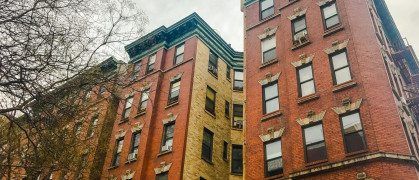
xmin=135 ymin=0 xmax=418 ymax=53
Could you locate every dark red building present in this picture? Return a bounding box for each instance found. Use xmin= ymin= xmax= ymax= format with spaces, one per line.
xmin=243 ymin=0 xmax=419 ymax=179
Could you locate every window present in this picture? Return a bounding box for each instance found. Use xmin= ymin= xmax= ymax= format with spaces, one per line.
xmin=234 ymin=70 xmax=244 ymax=91
xmin=129 ymin=132 xmax=141 ymax=158
xmin=82 ymin=90 xmax=91 ymax=105
xmin=233 ymin=104 xmax=243 ymax=129
xmin=168 ymin=79 xmax=180 ymax=104
xmin=131 ymin=61 xmax=142 ymax=80
xmin=260 ymin=0 xmax=274 ymax=20
xmin=201 ymin=128 xmax=213 ymax=162
xmin=297 ymin=64 xmax=315 ymax=97
xmin=223 ymin=141 xmax=228 ymax=160
xmin=74 ymin=122 xmax=82 ymax=135
xmin=99 ymin=85 xmax=106 ymax=97
xmin=264 ymin=140 xmax=283 ymax=177
xmin=231 ymin=145 xmax=243 ymax=174
xmin=138 ymin=89 xmax=149 ymax=113
xmin=227 ymin=66 xmax=231 ymax=80
xmin=122 ymin=96 xmax=133 ymax=119
xmin=261 ymin=36 xmax=276 ymax=63
xmin=303 ymin=124 xmax=327 ymax=163
xmin=263 ymin=83 xmax=279 ymax=114
xmin=208 ymin=50 xmax=218 ymax=76
xmin=321 ymin=2 xmax=340 ymax=30
xmin=340 ymin=112 xmax=367 ymax=153
xmin=330 ymin=51 xmax=352 ymax=85
xmin=205 ymin=86 xmax=216 ymax=115
xmin=87 ymin=117 xmax=98 ymax=137
xmin=292 ymin=17 xmax=308 ymax=44
xmin=200 ymin=177 xmax=206 ymax=180
xmin=174 ymin=43 xmax=184 ymax=65
xmin=225 ymin=101 xmax=230 ymax=117
xmin=111 ymin=138 xmax=124 ymax=166
xmin=161 ymin=123 xmax=175 ymax=151
xmin=156 ymin=173 xmax=168 ymax=180
xmin=147 ymin=54 xmax=156 ymax=74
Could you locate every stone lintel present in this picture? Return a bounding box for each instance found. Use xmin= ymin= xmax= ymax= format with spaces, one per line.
xmin=131 ymin=122 xmax=145 ymax=133
xmin=259 ymin=72 xmax=281 ymax=86
xmin=259 ymin=127 xmax=285 ymax=142
xmin=258 ymin=26 xmax=278 ymax=40
xmin=332 ymin=98 xmax=363 ymax=115
xmin=296 ymin=110 xmax=326 ymax=126
xmin=291 ymin=54 xmax=315 ymax=68
xmin=288 ymin=8 xmax=308 ymax=21
xmin=323 ymin=39 xmax=349 ymax=54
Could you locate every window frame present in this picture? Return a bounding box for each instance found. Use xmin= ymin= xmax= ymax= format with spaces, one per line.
xmin=329 ymin=50 xmax=352 ymax=85
xmin=261 ymin=35 xmax=276 ymax=63
xmin=231 ymin=144 xmax=243 ymax=175
xmin=131 ymin=61 xmax=142 ymax=80
xmin=161 ymin=122 xmax=175 ymax=152
xmin=146 ymin=53 xmax=156 ymax=74
xmin=226 ymin=66 xmax=231 ymax=80
xmin=260 ymin=0 xmax=275 ymax=20
xmin=291 ymin=16 xmax=308 ymax=43
xmin=156 ymin=172 xmax=168 ymax=180
xmin=205 ymin=86 xmax=216 ymax=115
xmin=174 ymin=43 xmax=185 ymax=65
xmin=225 ymin=100 xmax=230 ymax=117
xmin=111 ymin=138 xmax=124 ymax=167
xmin=223 ymin=141 xmax=228 ymax=161
xmin=302 ymin=123 xmax=328 ymax=163
xmin=168 ymin=79 xmax=181 ymax=104
xmin=232 ymin=104 xmax=243 ymax=129
xmin=297 ymin=63 xmax=316 ymax=97
xmin=339 ymin=111 xmax=368 ymax=154
xmin=201 ymin=128 xmax=214 ymax=162
xmin=129 ymin=131 xmax=141 ymax=158
xmin=138 ymin=88 xmax=150 ymax=113
xmin=122 ymin=96 xmax=134 ymax=119
xmin=264 ymin=139 xmax=283 ymax=177
xmin=233 ymin=70 xmax=244 ymax=91
xmin=262 ymin=82 xmax=280 ymax=114
xmin=87 ymin=116 xmax=99 ymax=138
xmin=208 ymin=50 xmax=218 ymax=77
xmin=320 ymin=1 xmax=341 ymax=30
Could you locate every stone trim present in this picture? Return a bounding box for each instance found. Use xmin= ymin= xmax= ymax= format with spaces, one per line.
xmin=259 ymin=127 xmax=285 ymax=142
xmin=296 ymin=110 xmax=326 ymax=126
xmin=169 ymin=72 xmax=183 ymax=82
xmin=115 ymin=129 xmax=127 ymax=139
xmin=291 ymin=54 xmax=315 ymax=68
xmin=124 ymin=89 xmax=135 ymax=98
xmin=140 ymin=82 xmax=153 ymax=91
xmin=258 ymin=26 xmax=278 ymax=40
xmin=323 ymin=39 xmax=349 ymax=54
xmin=287 ymin=8 xmax=308 ymax=21
xmin=162 ymin=113 xmax=178 ymax=125
xmin=154 ymin=161 xmax=172 ymax=175
xmin=108 ymin=175 xmax=117 ymax=180
xmin=316 ymin=0 xmax=335 ymax=7
xmin=288 ymin=152 xmax=419 ymax=178
xmin=332 ymin=98 xmax=363 ymax=115
xmin=121 ymin=170 xmax=135 ymax=180
xmin=258 ymin=72 xmax=281 ymax=86
xmin=131 ymin=123 xmax=145 ymax=133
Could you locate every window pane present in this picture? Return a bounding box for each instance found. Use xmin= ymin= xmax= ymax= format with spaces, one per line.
xmin=298 ymin=66 xmax=313 ymax=82
xmin=261 ymin=7 xmax=274 ymax=19
xmin=209 ymin=51 xmax=217 ymax=65
xmin=123 ymin=107 xmax=131 ymax=119
xmin=267 ymin=158 xmax=283 ymax=172
xmin=203 ymin=131 xmax=212 ymax=145
xmin=342 ymin=112 xmax=363 ymax=134
xmin=345 ymin=131 xmax=367 ymax=153
xmin=323 ymin=3 xmax=337 ymax=19
xmin=304 ymin=124 xmax=324 ymax=145
xmin=142 ymin=90 xmax=149 ymax=101
xmin=175 ymin=54 xmax=183 ymax=64
xmin=140 ymin=101 xmax=147 ymax=111
xmin=125 ymin=97 xmax=133 ymax=109
xmin=232 ymin=146 xmax=243 ymax=173
xmin=261 ymin=0 xmax=273 ymax=10
xmin=306 ymin=142 xmax=327 ymax=163
xmin=206 ymin=88 xmax=215 ymax=101
xmin=326 ymin=15 xmax=340 ymax=28
xmin=301 ymin=80 xmax=315 ymax=97
xmin=134 ymin=133 xmax=141 ymax=147
xmin=176 ymin=44 xmax=184 ymax=55
xmin=293 ymin=18 xmax=306 ymax=33
xmin=234 ymin=81 xmax=243 ymax=90
xmin=149 ymin=54 xmax=156 ymax=64
xmin=263 ymin=48 xmax=276 ymax=62
xmin=264 ymin=83 xmax=278 ymax=100
xmin=235 ymin=71 xmax=243 ymax=80
xmin=134 ymin=62 xmax=141 ymax=72
xmin=157 ymin=173 xmax=168 ymax=180
xmin=332 ymin=52 xmax=348 ymax=70
xmin=166 ymin=124 xmax=175 ymax=138
xmin=265 ymin=99 xmax=279 ymax=114
xmin=233 ymin=105 xmax=243 ymax=117
xmin=266 ymin=140 xmax=281 ymax=160
xmin=335 ymin=67 xmax=352 ymax=84
xmin=262 ymin=36 xmax=276 ymax=52
xmin=165 ymin=138 xmax=173 ymax=147
xmin=117 ymin=139 xmax=124 ymax=153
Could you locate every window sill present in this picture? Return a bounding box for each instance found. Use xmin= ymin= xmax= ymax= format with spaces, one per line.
xmin=246 ymin=13 xmax=281 ymax=31
xmin=225 ymin=115 xmax=230 ymax=119
xmin=305 ymin=159 xmax=328 ymax=167
xmin=292 ymin=40 xmax=311 ymax=51
xmin=208 ymin=70 xmax=218 ymax=79
xmin=157 ymin=149 xmax=173 ymax=157
xmin=260 ymin=59 xmax=279 ymax=69
xmin=223 ymin=158 xmax=229 ymax=162
xmin=135 ymin=111 xmax=146 ymax=118
xmin=278 ymin=0 xmax=299 ymax=10
xmin=125 ymin=158 xmax=137 ymax=164
xmin=265 ymin=174 xmax=283 ymax=180
xmin=107 ymin=165 xmax=118 ymax=170
xmin=119 ymin=118 xmax=128 ymax=125
xmin=205 ymin=109 xmax=216 ymax=119
xmin=261 ymin=110 xmax=282 ymax=122
xmin=332 ymin=81 xmax=357 ymax=93
xmin=297 ymin=94 xmax=320 ymax=105
xmin=323 ymin=25 xmax=344 ymax=37
xmin=202 ymin=158 xmax=214 ymax=165
xmin=232 ymin=127 xmax=243 ymax=131
xmin=227 ymin=77 xmax=231 ymax=82
xmin=345 ymin=149 xmax=369 ymax=157
xmin=231 ymin=172 xmax=243 ymax=176
xmin=165 ymin=101 xmax=179 ymax=109
xmin=233 ymin=89 xmax=244 ymax=92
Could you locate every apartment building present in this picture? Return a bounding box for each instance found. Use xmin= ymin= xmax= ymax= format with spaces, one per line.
xmin=243 ymin=0 xmax=419 ymax=179
xmin=101 ymin=13 xmax=245 ymax=180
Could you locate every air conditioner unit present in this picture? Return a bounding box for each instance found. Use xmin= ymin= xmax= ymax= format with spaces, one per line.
xmin=161 ymin=145 xmax=172 ymax=152
xmin=234 ymin=120 xmax=243 ymax=128
xmin=127 ymin=153 xmax=137 ymax=161
xmin=208 ymin=65 xmax=218 ymax=74
xmin=294 ymin=32 xmax=308 ymax=45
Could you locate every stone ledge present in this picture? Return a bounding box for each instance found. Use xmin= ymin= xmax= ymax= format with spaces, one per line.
xmin=125 ymin=158 xmax=137 ymax=164
xmin=246 ymin=13 xmax=281 ymax=31
xmin=297 ymin=94 xmax=320 ymax=104
xmin=323 ymin=25 xmax=344 ymax=37
xmin=260 ymin=59 xmax=279 ymax=69
xmin=205 ymin=109 xmax=216 ymax=119
xmin=134 ymin=111 xmax=146 ymax=118
xmin=305 ymin=159 xmax=328 ymax=167
xmin=157 ymin=150 xmax=173 ymax=157
xmin=332 ymin=81 xmax=357 ymax=93
xmin=165 ymin=101 xmax=179 ymax=109
xmin=278 ymin=0 xmax=300 ymax=10
xmin=292 ymin=40 xmax=311 ymax=51
xmin=261 ymin=110 xmax=282 ymax=122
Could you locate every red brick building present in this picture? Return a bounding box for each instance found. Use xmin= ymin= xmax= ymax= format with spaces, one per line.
xmin=243 ymin=0 xmax=419 ymax=179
